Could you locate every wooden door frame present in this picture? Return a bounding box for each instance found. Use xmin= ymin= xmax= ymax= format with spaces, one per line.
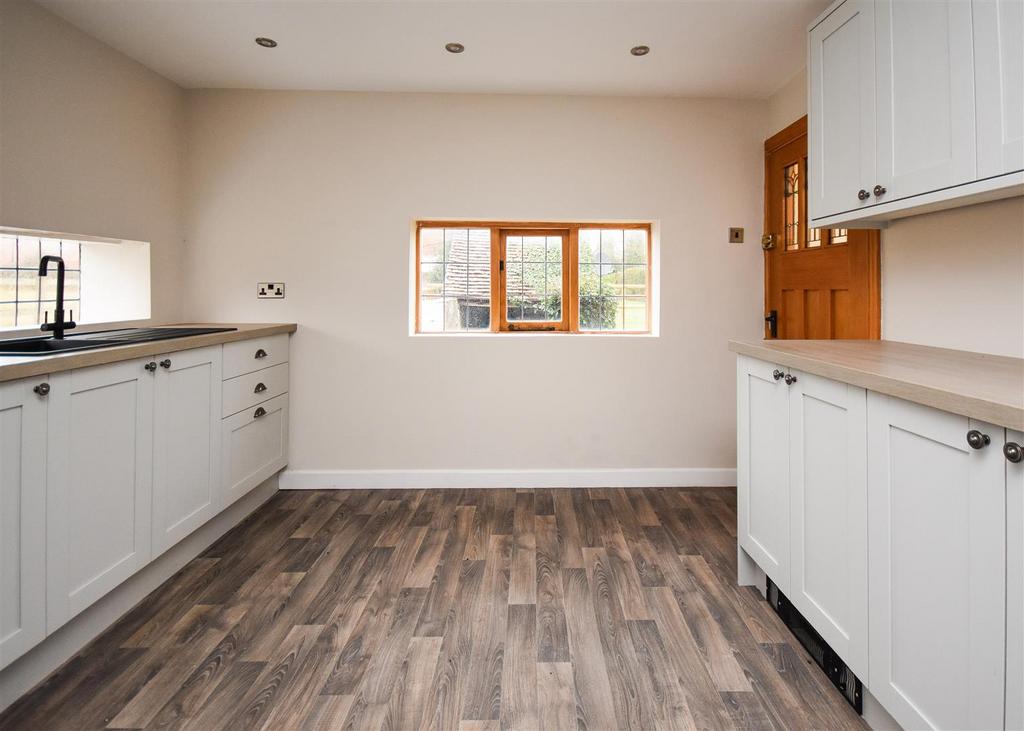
xmin=763 ymin=116 xmax=881 ymax=339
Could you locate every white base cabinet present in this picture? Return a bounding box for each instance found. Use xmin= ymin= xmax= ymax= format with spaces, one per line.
xmin=737 ymin=357 xmax=792 ymax=590
xmin=0 ymin=379 xmax=48 ymax=669
xmin=0 ymin=332 xmax=290 ymax=670
xmin=789 ymin=372 xmax=868 ymax=682
xmin=867 ymin=395 xmax=1005 ymax=730
xmin=737 ymin=355 xmax=1022 ymax=730
xmin=152 ymin=346 xmax=223 ymax=557
xmin=45 ymin=359 xmax=154 ymax=633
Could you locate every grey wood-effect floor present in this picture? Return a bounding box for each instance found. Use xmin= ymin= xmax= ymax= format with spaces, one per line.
xmin=0 ymin=488 xmax=865 ymax=730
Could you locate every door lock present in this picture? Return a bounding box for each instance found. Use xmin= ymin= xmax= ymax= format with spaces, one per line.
xmin=764 ymin=310 xmax=778 ymax=339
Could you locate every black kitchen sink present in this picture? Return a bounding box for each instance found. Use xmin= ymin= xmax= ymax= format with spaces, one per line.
xmin=0 ymin=327 xmax=238 ymax=356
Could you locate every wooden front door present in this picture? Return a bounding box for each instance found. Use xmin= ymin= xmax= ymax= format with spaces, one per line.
xmin=764 ymin=117 xmax=880 ymax=339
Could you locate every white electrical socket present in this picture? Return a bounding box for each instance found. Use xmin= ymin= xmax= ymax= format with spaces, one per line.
xmin=257 ymin=282 xmax=285 ymax=299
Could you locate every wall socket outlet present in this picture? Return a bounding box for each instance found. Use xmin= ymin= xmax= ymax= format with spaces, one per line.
xmin=257 ymin=282 xmax=285 ymax=299
xmin=729 ymin=227 xmax=745 ymax=243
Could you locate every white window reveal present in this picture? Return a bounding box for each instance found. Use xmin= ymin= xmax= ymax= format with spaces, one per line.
xmin=0 ymin=231 xmax=151 ymax=332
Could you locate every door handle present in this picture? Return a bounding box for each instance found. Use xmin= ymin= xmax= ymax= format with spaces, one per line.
xmin=772 ymin=369 xmax=784 ymax=381
xmin=159 ymin=359 xmax=172 ymax=369
xmin=1005 ymin=442 xmax=1023 ymax=464
xmin=764 ymin=310 xmax=778 ymax=339
xmin=784 ymin=374 xmax=798 ymax=385
xmin=144 ymin=361 xmax=157 ymax=372
xmin=33 ymin=382 xmax=50 ymax=396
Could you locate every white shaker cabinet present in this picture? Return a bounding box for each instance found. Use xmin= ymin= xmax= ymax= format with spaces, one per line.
xmin=808 ymin=0 xmax=876 ymax=220
xmin=0 ymin=378 xmax=48 ymax=670
xmin=151 ymin=346 xmax=222 ymax=557
xmin=808 ymin=0 xmax=1024 ymax=226
xmin=874 ymin=0 xmax=978 ymax=203
xmin=1007 ymin=429 xmax=1024 ymax=731
xmin=867 ymin=394 xmax=1006 ymax=731
xmin=45 ymin=359 xmax=155 ymax=633
xmin=737 ymin=356 xmax=792 ymax=591
xmin=220 ymin=393 xmax=289 ymax=509
xmin=788 ymin=372 xmax=868 ymax=681
xmin=974 ymin=0 xmax=1024 ymax=178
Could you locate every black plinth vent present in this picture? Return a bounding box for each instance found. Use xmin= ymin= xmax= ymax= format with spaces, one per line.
xmin=766 ymin=577 xmax=863 ymax=714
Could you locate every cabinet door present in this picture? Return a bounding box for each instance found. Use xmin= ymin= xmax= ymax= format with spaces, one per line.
xmin=867 ymin=395 xmax=1005 ymax=730
xmin=875 ymin=0 xmax=977 ymax=201
xmin=808 ymin=0 xmax=876 ymax=220
xmin=221 ymin=393 xmax=289 ymax=509
xmin=152 ymin=346 xmax=222 ymax=557
xmin=789 ymin=373 xmax=868 ymax=681
xmin=974 ymin=0 xmax=1024 ymax=177
xmin=46 ymin=360 xmax=154 ymax=633
xmin=0 ymin=378 xmax=47 ymax=670
xmin=1007 ymin=429 xmax=1024 ymax=731
xmin=737 ymin=356 xmax=790 ymax=590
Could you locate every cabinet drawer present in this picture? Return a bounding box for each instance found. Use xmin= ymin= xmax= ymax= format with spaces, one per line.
xmin=223 ymin=334 xmax=289 ymax=379
xmin=222 ymin=363 xmax=289 ymax=417
xmin=221 ymin=394 xmax=289 ymax=508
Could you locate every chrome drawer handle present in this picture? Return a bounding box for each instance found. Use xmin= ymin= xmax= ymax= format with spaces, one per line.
xmin=34 ymin=382 xmax=50 ymax=396
xmin=254 ymin=406 xmax=267 ymax=419
xmin=144 ymin=361 xmax=157 ymax=372
xmin=254 ymin=348 xmax=268 ymax=359
xmin=1004 ymin=442 xmax=1022 ymax=463
xmin=254 ymin=382 xmax=268 ymax=394
xmin=159 ymin=359 xmax=172 ymax=369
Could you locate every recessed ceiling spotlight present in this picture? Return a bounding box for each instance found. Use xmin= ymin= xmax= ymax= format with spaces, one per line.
xmin=255 ymin=37 xmax=278 ymax=48
xmin=630 ymin=45 xmax=650 ymax=56
xmin=445 ymin=42 xmax=465 ymax=54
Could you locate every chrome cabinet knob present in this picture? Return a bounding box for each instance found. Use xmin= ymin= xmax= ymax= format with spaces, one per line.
xmin=784 ymin=374 xmax=798 ymax=385
xmin=1005 ymin=442 xmax=1024 ymax=464
xmin=772 ymin=369 xmax=784 ymax=381
xmin=253 ymin=406 xmax=267 ymax=418
xmin=254 ymin=348 xmax=268 ymax=359
xmin=33 ymin=382 xmax=50 ymax=396
xmin=254 ymin=382 xmax=268 ymax=394
xmin=873 ymin=184 xmax=887 ymax=197
xmin=858 ymin=189 xmax=870 ymax=201
xmin=159 ymin=359 xmax=172 ymax=369
xmin=966 ymin=430 xmax=991 ymax=450
xmin=144 ymin=361 xmax=157 ymax=372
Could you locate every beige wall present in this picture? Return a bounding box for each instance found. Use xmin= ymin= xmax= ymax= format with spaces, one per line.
xmin=183 ymin=90 xmax=767 ymax=474
xmin=766 ymin=69 xmax=1024 ymax=358
xmin=0 ymin=0 xmax=185 ymax=324
xmin=882 ymin=198 xmax=1024 ymax=357
xmin=766 ymin=68 xmax=807 ymax=138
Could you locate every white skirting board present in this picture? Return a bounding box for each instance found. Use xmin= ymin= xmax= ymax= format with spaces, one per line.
xmin=279 ymin=467 xmax=737 ymax=490
xmin=0 ymin=477 xmax=280 ymax=715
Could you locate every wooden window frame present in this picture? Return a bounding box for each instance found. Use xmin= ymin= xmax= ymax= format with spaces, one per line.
xmin=415 ymin=221 xmax=652 ymax=334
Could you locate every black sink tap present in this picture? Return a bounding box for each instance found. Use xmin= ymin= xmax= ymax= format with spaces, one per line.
xmin=38 ymin=255 xmax=76 ymax=339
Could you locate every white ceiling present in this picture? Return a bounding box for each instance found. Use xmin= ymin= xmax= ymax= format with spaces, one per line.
xmin=37 ymin=0 xmax=827 ymax=98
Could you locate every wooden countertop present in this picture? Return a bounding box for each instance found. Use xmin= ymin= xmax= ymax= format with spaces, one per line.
xmin=0 ymin=323 xmax=297 ymax=384
xmin=729 ymin=339 xmax=1024 ymax=431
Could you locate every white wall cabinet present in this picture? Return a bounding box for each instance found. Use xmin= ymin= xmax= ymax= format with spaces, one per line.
xmin=808 ymin=0 xmax=1024 ymax=227
xmin=152 ymin=346 xmax=222 ymax=557
xmin=737 ymin=356 xmax=791 ymax=590
xmin=974 ymin=0 xmax=1024 ymax=178
xmin=808 ymin=0 xmax=876 ymax=221
xmin=867 ymin=395 xmax=1006 ymax=731
xmin=0 ymin=378 xmax=48 ymax=670
xmin=45 ymin=359 xmax=155 ymax=633
xmin=789 ymin=372 xmax=868 ymax=681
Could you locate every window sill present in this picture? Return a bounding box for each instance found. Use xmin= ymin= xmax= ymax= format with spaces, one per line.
xmin=411 ymin=331 xmax=659 ymax=338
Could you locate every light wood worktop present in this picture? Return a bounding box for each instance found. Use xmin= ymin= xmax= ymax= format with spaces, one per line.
xmin=729 ymin=339 xmax=1024 ymax=430
xmin=0 ymin=323 xmax=297 ymax=384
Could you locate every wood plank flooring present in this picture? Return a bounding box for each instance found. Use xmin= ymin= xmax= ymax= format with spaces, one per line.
xmin=0 ymin=488 xmax=865 ymax=730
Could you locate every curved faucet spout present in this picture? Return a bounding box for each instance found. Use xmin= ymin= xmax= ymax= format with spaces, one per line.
xmin=38 ymin=255 xmax=75 ymax=338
